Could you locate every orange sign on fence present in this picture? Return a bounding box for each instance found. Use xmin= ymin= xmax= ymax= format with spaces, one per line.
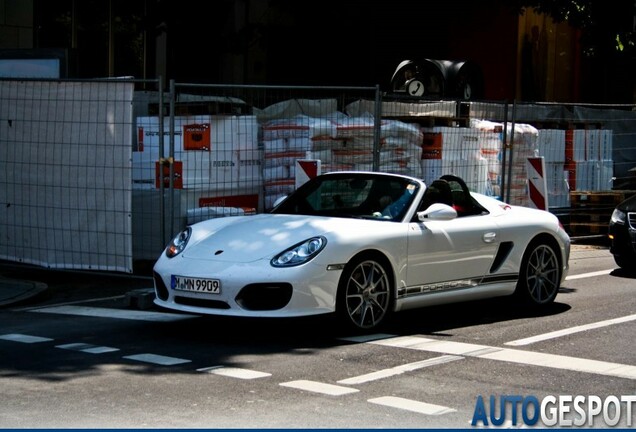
xmin=421 ymin=132 xmax=442 ymax=159
xmin=183 ymin=123 xmax=211 ymax=150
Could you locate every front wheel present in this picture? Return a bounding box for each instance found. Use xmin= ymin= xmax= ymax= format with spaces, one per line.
xmin=337 ymin=256 xmax=393 ymax=332
xmin=515 ymin=242 xmax=561 ymax=305
xmin=613 ymin=253 xmax=634 ymax=271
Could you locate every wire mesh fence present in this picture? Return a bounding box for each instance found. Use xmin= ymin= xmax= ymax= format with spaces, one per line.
xmin=0 ymin=78 xmax=144 ymax=273
xmin=1 ymin=78 xmax=636 ymax=275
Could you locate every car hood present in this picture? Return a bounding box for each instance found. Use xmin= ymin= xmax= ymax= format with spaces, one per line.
xmin=182 ymin=214 xmax=374 ymax=263
xmin=617 ymin=193 xmax=636 ymax=212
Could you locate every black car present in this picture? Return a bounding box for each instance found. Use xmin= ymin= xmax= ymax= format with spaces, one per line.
xmin=608 ymin=194 xmax=636 ymax=269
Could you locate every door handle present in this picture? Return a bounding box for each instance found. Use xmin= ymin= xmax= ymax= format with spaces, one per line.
xmin=483 ymin=232 xmax=497 ymax=243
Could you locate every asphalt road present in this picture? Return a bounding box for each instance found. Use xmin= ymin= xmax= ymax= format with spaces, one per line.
xmin=0 ymin=244 xmax=634 ymax=429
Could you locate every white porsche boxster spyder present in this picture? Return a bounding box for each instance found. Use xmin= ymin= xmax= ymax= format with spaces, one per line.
xmin=153 ymin=171 xmax=570 ymax=331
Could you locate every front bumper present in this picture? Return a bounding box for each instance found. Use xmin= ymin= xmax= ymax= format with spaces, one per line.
xmin=609 ymin=220 xmax=636 ymax=258
xmin=152 ymin=255 xmax=341 ymax=318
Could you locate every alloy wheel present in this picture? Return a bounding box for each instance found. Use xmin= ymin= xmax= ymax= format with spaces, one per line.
xmin=524 ymin=244 xmax=560 ymax=304
xmin=344 ymin=260 xmax=391 ymax=330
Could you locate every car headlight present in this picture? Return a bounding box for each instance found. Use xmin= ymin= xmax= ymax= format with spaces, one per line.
xmin=165 ymin=227 xmax=191 ymax=258
xmin=271 ymin=236 xmax=327 ymax=267
xmin=610 ymin=208 xmax=627 ymax=225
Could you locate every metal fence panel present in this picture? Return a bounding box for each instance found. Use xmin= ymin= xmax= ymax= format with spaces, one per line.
xmin=0 ymin=79 xmax=138 ymax=272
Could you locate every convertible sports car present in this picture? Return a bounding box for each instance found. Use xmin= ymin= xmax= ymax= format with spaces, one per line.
xmin=153 ymin=171 xmax=570 ymax=332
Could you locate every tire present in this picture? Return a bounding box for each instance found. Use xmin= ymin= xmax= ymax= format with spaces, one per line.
xmin=337 ymin=255 xmax=393 ymax=332
xmin=515 ymin=241 xmax=561 ymax=305
xmin=613 ymin=253 xmax=634 ymax=270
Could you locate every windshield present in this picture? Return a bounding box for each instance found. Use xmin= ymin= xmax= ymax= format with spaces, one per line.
xmin=272 ymin=173 xmax=421 ymax=222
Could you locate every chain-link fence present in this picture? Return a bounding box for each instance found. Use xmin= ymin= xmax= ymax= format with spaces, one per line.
xmin=2 ymin=78 xmax=636 ymax=275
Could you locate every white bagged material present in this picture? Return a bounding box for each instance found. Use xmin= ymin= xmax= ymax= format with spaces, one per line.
xmin=263 ymin=166 xmax=290 ymax=182
xmin=537 ymin=129 xmax=566 ymax=163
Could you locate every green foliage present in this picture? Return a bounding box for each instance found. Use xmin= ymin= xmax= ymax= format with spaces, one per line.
xmin=514 ymin=0 xmax=635 ymax=57
xmin=514 ymin=0 xmax=593 ymax=28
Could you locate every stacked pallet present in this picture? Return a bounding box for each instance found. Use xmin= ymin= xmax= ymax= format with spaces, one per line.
xmin=568 ymin=190 xmax=636 ymax=236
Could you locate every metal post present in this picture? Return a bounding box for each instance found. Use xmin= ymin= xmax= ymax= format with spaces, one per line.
xmin=158 ymin=76 xmax=166 ymax=248
xmin=505 ymin=100 xmax=517 ymax=203
xmin=169 ymin=79 xmax=176 ymax=237
xmin=373 ymin=84 xmax=382 ymax=171
xmin=500 ymin=101 xmax=508 ymax=202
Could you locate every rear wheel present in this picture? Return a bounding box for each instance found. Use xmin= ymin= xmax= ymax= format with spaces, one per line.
xmin=337 ymin=256 xmax=393 ymax=331
xmin=515 ymin=241 xmax=561 ymax=305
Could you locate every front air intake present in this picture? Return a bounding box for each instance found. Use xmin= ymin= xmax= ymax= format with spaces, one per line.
xmin=235 ymin=283 xmax=293 ymax=311
xmin=153 ymin=271 xmax=169 ymax=301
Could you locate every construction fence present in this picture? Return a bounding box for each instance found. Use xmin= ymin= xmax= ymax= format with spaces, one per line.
xmin=1 ymin=78 xmax=636 ymax=274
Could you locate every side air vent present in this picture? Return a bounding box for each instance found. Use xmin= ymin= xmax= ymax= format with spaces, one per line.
xmin=490 ymin=241 xmax=513 ymax=273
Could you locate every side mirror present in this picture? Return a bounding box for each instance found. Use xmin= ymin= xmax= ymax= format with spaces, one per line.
xmin=417 ymin=203 xmax=457 ymax=221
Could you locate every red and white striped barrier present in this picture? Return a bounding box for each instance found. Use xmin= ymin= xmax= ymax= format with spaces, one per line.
xmin=526 ymin=156 xmax=548 ymax=210
xmin=295 ymin=159 xmax=321 ymax=189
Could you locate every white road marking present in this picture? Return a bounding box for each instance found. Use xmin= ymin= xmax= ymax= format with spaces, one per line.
xmin=13 ymin=295 xmax=128 ymax=311
xmin=565 ymin=269 xmax=613 ymax=280
xmin=506 ymin=314 xmax=636 ymax=346
xmin=123 ymin=353 xmax=191 ymax=366
xmin=368 ymin=396 xmax=456 ymax=415
xmin=370 ymin=336 xmax=636 ymax=380
xmin=279 ymin=380 xmax=359 ymax=396
xmin=337 ymin=355 xmax=463 ymax=385
xmin=30 ymin=305 xmax=196 ymax=322
xmin=56 ymin=343 xmax=119 ymax=354
xmin=338 ymin=333 xmax=396 ymax=343
xmin=0 ymin=333 xmax=52 ymax=343
xmin=197 ymin=366 xmax=271 ymax=379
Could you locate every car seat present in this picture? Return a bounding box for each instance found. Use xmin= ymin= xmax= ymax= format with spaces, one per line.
xmin=440 ymin=174 xmax=487 ymax=216
xmin=420 ymin=179 xmax=453 ymax=210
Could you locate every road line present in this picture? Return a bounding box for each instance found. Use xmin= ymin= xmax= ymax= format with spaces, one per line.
xmin=13 ymin=295 xmax=128 ymax=311
xmin=565 ymin=269 xmax=613 ymax=280
xmin=56 ymin=343 xmax=119 ymax=354
xmin=368 ymin=396 xmax=456 ymax=415
xmin=506 ymin=314 xmax=636 ymax=346
xmin=279 ymin=380 xmax=359 ymax=396
xmin=123 ymin=353 xmax=191 ymax=366
xmin=197 ymin=366 xmax=271 ymax=379
xmin=30 ymin=305 xmax=196 ymax=322
xmin=338 ymin=333 xmax=396 ymax=343
xmin=370 ymin=336 xmax=636 ymax=380
xmin=0 ymin=333 xmax=53 ymax=343
xmin=337 ymin=355 xmax=463 ymax=385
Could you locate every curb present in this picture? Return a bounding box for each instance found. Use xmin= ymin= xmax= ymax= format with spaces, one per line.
xmin=0 ymin=278 xmax=48 ymax=307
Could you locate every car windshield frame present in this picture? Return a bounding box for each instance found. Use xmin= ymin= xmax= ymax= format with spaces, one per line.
xmin=271 ymin=173 xmax=422 ymax=222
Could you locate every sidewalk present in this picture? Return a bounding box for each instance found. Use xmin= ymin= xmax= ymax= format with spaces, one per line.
xmin=0 ymin=277 xmax=48 ymax=307
xmin=0 ymin=244 xmax=610 ymax=308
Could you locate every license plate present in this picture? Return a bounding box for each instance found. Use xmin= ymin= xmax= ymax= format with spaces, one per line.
xmin=171 ymin=275 xmax=221 ymax=294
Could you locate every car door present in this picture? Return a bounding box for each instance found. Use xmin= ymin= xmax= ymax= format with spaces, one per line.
xmin=405 ymin=213 xmax=500 ymax=290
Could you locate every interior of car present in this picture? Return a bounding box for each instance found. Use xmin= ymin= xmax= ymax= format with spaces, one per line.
xmin=415 ymin=175 xmax=488 ymax=218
